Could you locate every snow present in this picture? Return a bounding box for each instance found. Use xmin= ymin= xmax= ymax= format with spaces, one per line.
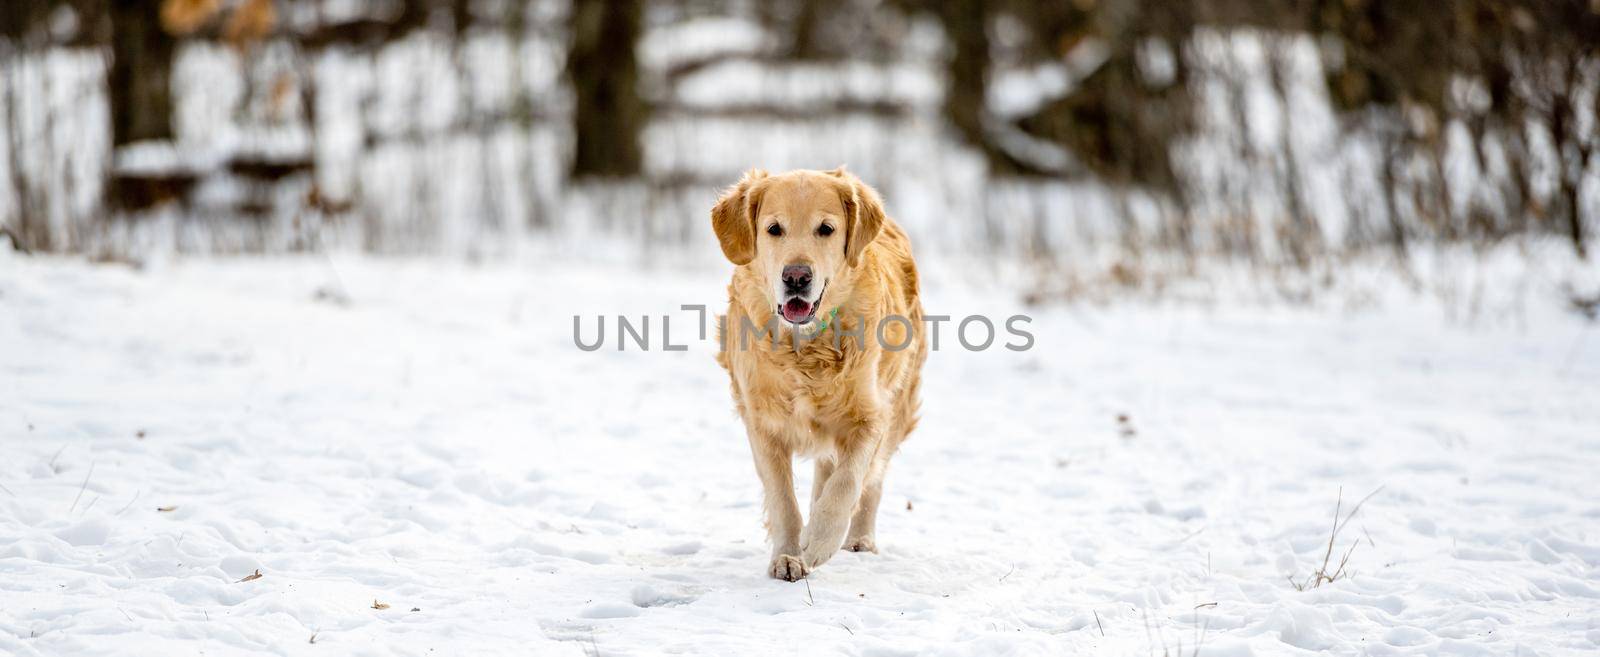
xmin=670 ymin=60 xmax=943 ymax=112
xmin=1 ymin=247 xmax=1598 ymax=656
xmin=637 ymin=18 xmax=777 ymax=71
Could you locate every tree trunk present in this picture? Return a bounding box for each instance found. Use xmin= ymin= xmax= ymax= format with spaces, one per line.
xmin=566 ymin=0 xmax=643 ymax=178
xmin=934 ymin=0 xmax=988 ymax=161
xmin=1 ymin=0 xmax=53 ymax=43
xmin=1551 ymin=83 xmax=1588 ymax=259
xmin=1380 ymin=132 xmax=1409 ymax=261
xmin=109 ymin=1 xmax=175 ymax=146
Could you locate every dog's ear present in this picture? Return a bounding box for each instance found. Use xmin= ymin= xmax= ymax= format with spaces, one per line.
xmin=710 ymin=169 xmax=768 ymax=265
xmin=830 ymin=167 xmax=885 ymax=267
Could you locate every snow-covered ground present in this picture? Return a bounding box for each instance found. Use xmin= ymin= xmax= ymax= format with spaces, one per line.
xmin=2 ymin=248 xmax=1598 ymax=656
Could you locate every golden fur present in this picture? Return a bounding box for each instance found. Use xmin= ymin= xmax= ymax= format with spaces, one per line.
xmin=712 ymin=168 xmax=927 ymax=580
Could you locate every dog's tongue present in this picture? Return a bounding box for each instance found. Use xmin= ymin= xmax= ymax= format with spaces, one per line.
xmin=782 ymin=298 xmax=814 ymax=323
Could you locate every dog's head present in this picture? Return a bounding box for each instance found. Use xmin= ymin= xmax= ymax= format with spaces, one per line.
xmin=711 ymin=167 xmax=885 ymax=327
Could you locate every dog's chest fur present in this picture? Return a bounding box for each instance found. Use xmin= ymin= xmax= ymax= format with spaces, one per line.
xmin=726 ymin=332 xmax=869 ymax=457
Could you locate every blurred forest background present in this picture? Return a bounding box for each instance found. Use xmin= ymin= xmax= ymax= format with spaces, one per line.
xmin=2 ymin=0 xmax=1598 ymax=278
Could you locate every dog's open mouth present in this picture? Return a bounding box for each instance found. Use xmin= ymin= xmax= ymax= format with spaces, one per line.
xmin=780 ymin=297 xmax=816 ymax=324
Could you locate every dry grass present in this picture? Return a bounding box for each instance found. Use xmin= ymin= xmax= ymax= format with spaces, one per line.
xmin=68 ymin=461 xmax=96 ymax=513
xmin=1289 ymin=486 xmax=1383 ymax=591
xmin=1142 ymin=608 xmax=1209 ymax=657
xmin=1563 ymin=283 xmax=1600 ymax=320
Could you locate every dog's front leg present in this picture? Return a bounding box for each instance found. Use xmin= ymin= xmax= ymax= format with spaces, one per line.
xmin=799 ymin=423 xmax=880 ymax=571
xmin=747 ymin=428 xmax=805 ymax=581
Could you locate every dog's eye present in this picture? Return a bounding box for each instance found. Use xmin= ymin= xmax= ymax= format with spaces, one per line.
xmin=766 ymin=224 xmax=783 ymax=237
xmin=817 ymin=224 xmax=835 ymax=237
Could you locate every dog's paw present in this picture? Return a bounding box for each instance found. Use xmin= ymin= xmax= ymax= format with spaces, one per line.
xmin=800 ymin=538 xmax=840 ymax=571
xmin=768 ymin=554 xmax=808 ymax=581
xmin=843 ymin=536 xmax=877 ymax=553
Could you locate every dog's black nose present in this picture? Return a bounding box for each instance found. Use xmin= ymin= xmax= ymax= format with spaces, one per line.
xmin=782 ymin=264 xmax=812 ymax=293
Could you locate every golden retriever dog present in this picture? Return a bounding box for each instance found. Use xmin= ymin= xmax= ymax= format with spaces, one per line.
xmin=712 ymin=167 xmax=927 ymax=581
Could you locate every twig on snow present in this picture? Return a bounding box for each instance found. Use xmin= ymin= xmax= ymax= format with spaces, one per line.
xmin=68 ymin=461 xmax=95 ymax=512
xmin=115 ymin=490 xmax=141 ymax=516
xmin=1191 ymin=613 xmax=1211 ymax=657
